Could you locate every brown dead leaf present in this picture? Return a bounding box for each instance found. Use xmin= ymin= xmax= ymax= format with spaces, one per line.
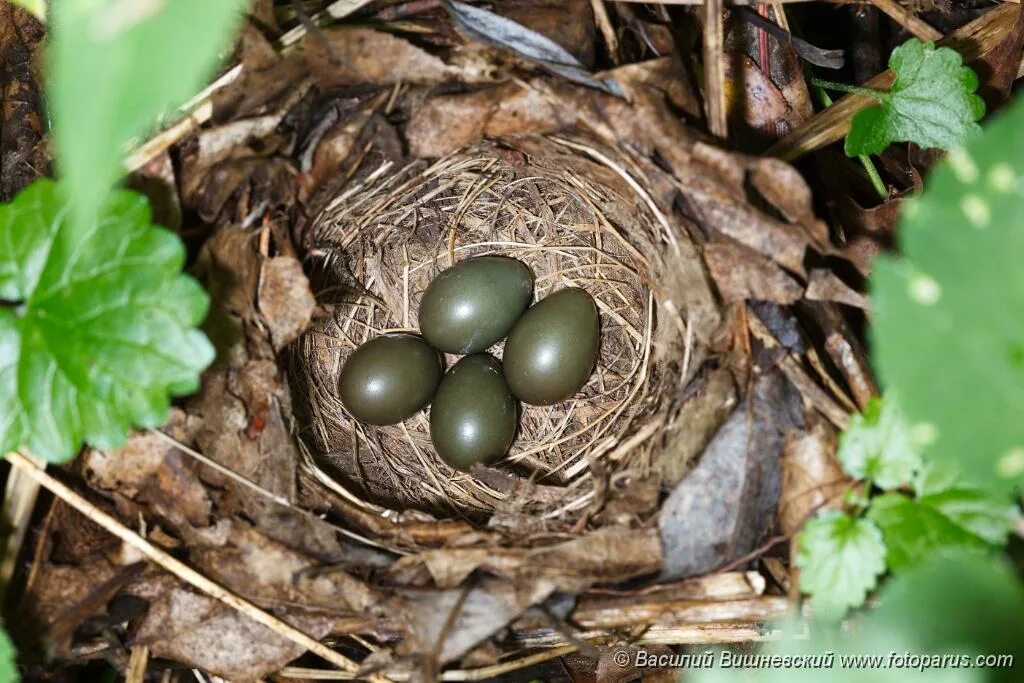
xmin=705 ymin=240 xmax=804 ymax=304
xmin=309 ymin=28 xmax=464 ymax=88
xmin=656 ymin=366 xmax=739 ymax=487
xmin=805 ymin=269 xmax=868 ymax=310
xmin=259 ymin=255 xmax=316 ymax=350
xmin=658 ymin=371 xmax=802 ymax=579
xmin=81 ymin=412 xmax=212 ymax=529
xmin=778 ymin=413 xmax=849 ymax=536
xmin=126 ymin=574 xmax=339 ymax=680
xmin=0 ymin=2 xmax=47 ymax=200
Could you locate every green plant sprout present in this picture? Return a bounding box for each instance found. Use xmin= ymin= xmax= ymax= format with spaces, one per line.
xmin=813 ymin=39 xmax=984 ymax=158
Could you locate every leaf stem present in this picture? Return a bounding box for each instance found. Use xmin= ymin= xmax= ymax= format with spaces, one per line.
xmin=811 ymin=77 xmax=890 ymax=103
xmin=815 ymin=86 xmax=889 ymax=201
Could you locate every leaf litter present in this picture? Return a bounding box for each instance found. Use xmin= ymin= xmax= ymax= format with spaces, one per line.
xmin=9 ymin=0 xmax=1000 ymax=679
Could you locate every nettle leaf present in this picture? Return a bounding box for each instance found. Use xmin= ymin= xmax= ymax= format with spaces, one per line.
xmin=838 ymin=396 xmax=922 ymax=488
xmin=50 ymin=0 xmax=245 ymax=222
xmin=796 ymin=511 xmax=887 ymax=619
xmin=845 ymin=39 xmax=984 ymax=157
xmin=0 ymin=180 xmax=214 ymax=463
xmin=871 ymin=96 xmax=1024 ymax=493
xmin=867 ymin=466 xmax=1016 ymax=571
xmin=0 ymin=620 xmax=16 ymax=683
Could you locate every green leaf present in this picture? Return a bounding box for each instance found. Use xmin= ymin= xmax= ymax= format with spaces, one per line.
xmin=795 ymin=511 xmax=887 ymax=619
xmin=845 ymin=39 xmax=984 ymax=157
xmin=871 ymin=96 xmax=1024 ymax=494
xmin=0 ymin=620 xmax=16 ymax=683
xmin=838 ymin=396 xmax=922 ymax=488
xmin=867 ymin=480 xmax=1015 ymax=571
xmin=49 ymin=0 xmax=245 ymax=224
xmin=0 ymin=180 xmax=214 ymax=463
xmin=867 ymin=555 xmax=1024 ymax=683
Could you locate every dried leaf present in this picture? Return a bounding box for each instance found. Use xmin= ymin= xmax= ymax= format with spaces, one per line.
xmin=805 ymin=269 xmax=868 ymax=309
xmin=778 ymin=414 xmax=849 ymax=536
xmin=0 ymin=2 xmax=47 ymax=201
xmin=259 ymin=256 xmax=316 ymax=350
xmin=440 ymin=0 xmax=621 ymax=95
xmin=308 ymin=28 xmax=463 ymax=87
xmin=705 ymin=241 xmax=804 ymax=304
xmin=659 ymin=371 xmax=802 ymax=579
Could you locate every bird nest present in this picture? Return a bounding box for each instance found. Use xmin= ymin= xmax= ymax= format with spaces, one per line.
xmin=292 ymin=135 xmax=712 ymax=528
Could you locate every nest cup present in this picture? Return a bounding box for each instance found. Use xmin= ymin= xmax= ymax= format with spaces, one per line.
xmin=294 ymin=136 xmax=703 ymax=526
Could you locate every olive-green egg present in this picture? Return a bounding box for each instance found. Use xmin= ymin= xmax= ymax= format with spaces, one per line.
xmin=419 ymin=256 xmax=534 ymax=354
xmin=338 ymin=333 xmax=443 ymax=425
xmin=503 ymin=288 xmax=599 ymax=405
xmin=430 ymin=354 xmax=518 ymax=470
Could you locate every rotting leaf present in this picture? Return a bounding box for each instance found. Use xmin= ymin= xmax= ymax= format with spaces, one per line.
xmin=440 ymin=0 xmax=622 ymax=95
xmin=0 ymin=180 xmax=214 ymax=462
xmin=659 ymin=371 xmax=802 ymax=580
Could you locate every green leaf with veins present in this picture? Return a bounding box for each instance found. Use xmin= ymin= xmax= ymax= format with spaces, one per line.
xmin=867 ymin=466 xmax=1016 ymax=571
xmin=838 ymin=396 xmax=922 ymax=489
xmin=0 ymin=180 xmax=214 ymax=463
xmin=796 ymin=511 xmax=887 ymax=619
xmin=871 ymin=96 xmax=1024 ymax=493
xmin=50 ymin=0 xmax=245 ymax=226
xmin=844 ymin=39 xmax=984 ymax=157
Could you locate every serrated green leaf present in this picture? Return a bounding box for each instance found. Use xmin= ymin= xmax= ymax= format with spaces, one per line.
xmin=796 ymin=511 xmax=887 ymax=620
xmin=838 ymin=396 xmax=922 ymax=488
xmin=871 ymin=96 xmax=1024 ymax=494
xmin=0 ymin=620 xmax=16 ymax=683
xmin=845 ymin=39 xmax=984 ymax=157
xmin=867 ymin=555 xmax=1024 ymax=683
xmin=867 ymin=484 xmax=1015 ymax=571
xmin=0 ymin=180 xmax=214 ymax=463
xmin=49 ymin=0 xmax=245 ymax=225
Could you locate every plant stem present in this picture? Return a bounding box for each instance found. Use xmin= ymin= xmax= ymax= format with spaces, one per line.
xmin=811 ymin=77 xmax=889 ymax=102
xmin=814 ymin=86 xmax=889 ymax=201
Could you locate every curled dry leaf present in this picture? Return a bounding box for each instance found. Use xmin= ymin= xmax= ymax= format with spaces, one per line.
xmin=656 ymin=367 xmax=739 ymax=487
xmin=659 ymin=371 xmax=803 ymax=580
xmin=778 ymin=413 xmax=850 ymax=537
xmin=307 ymin=28 xmax=465 ymax=88
xmin=0 ymin=1 xmax=48 ymax=200
xmin=704 ymin=240 xmax=804 ymax=305
xmin=259 ymin=255 xmax=316 ymax=351
xmin=805 ymin=269 xmax=869 ymax=310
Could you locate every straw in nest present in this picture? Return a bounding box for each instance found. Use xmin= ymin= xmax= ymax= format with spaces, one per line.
xmin=292 ymin=135 xmax=712 ymax=530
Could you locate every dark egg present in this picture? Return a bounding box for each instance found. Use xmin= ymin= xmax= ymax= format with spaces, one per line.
xmin=418 ymin=256 xmax=534 ymax=354
xmin=338 ymin=333 xmax=443 ymax=425
xmin=503 ymin=288 xmax=599 ymax=405
xmin=430 ymin=354 xmax=518 ymax=470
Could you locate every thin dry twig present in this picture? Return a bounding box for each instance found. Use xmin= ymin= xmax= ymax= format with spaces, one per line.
xmin=702 ymin=0 xmax=728 ymax=138
xmin=867 ymin=0 xmax=942 ymax=42
xmin=3 ymin=451 xmax=381 ymax=680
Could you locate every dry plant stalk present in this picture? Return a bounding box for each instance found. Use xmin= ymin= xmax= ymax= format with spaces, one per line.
xmin=292 ymin=136 xmax=706 ymax=527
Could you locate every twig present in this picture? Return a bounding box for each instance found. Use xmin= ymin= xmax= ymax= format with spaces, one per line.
xmin=2 ymin=451 xmax=381 ymax=680
xmin=702 ymin=0 xmax=728 ymax=138
xmin=590 ymin=0 xmax=620 ymax=65
xmin=867 ymin=0 xmax=942 ymax=42
xmin=126 ymin=646 xmax=150 ymax=683
xmin=0 ymin=452 xmax=43 ymax=599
